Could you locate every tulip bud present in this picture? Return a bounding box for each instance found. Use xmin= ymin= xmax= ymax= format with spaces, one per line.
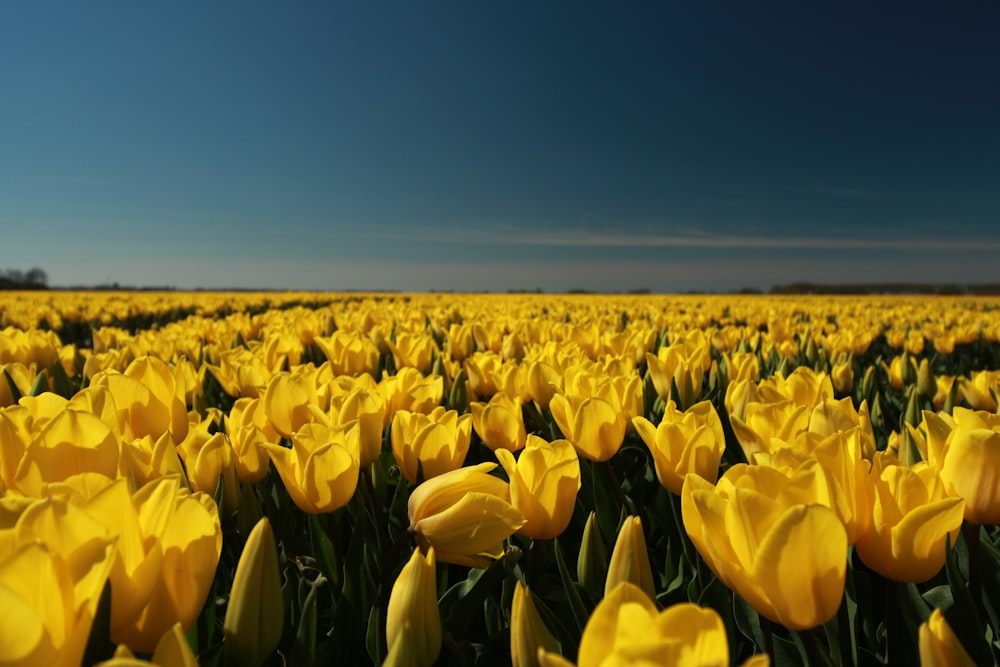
xmin=386 ymin=547 xmax=440 ymax=667
xmin=917 ymin=359 xmax=936 ymax=401
xmin=448 ymin=368 xmax=469 ymax=412
xmin=224 ymin=517 xmax=283 ymax=667
xmin=919 ymin=608 xmax=976 ymax=667
xmin=605 ymin=516 xmax=656 ymax=600
xmin=511 ymin=582 xmax=560 ymax=667
xmin=577 ymin=511 xmax=607 ymax=600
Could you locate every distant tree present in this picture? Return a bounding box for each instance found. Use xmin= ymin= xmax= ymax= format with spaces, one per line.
xmin=25 ymin=267 xmax=48 ymax=287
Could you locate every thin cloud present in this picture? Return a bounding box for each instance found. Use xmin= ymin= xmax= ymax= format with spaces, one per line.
xmin=333 ymin=223 xmax=1000 ymax=252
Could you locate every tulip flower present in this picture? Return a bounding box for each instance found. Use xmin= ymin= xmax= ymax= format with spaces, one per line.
xmin=928 ymin=407 xmax=1000 ymax=524
xmin=632 ymin=400 xmax=725 ymax=495
xmin=645 ymin=342 xmax=708 ymax=408
xmin=261 ymin=422 xmax=361 ymax=514
xmin=224 ymin=518 xmax=283 ymax=667
xmin=333 ymin=386 xmax=388 ymax=468
xmin=408 ymin=462 xmax=524 ymax=567
xmin=758 ymin=366 xmax=834 ymax=410
xmin=91 ymin=355 xmax=189 ymax=443
xmin=0 ymin=538 xmax=116 ymax=667
xmin=605 ymin=516 xmax=656 ymax=600
xmin=262 ymin=371 xmax=321 ymax=438
xmin=378 ymin=367 xmax=444 ymax=420
xmin=577 ymin=511 xmax=608 ymax=600
xmin=495 ymin=435 xmax=581 ymax=540
xmin=511 ymin=582 xmax=560 ymax=667
xmin=314 ymin=330 xmax=380 ymax=377
xmin=549 ymin=391 xmax=626 ymax=462
xmin=387 ymin=332 xmax=437 ymax=374
xmin=177 ymin=430 xmax=238 ymax=513
xmin=225 ymin=398 xmax=278 ymax=484
xmin=117 ymin=477 xmax=222 ymax=651
xmin=386 ymin=547 xmax=440 ymax=667
xmin=856 ymin=453 xmax=965 ymax=582
xmin=729 ymin=398 xmax=809 ymax=461
xmin=471 ymin=393 xmax=527 ymax=453
xmin=919 ymin=608 xmax=975 ymax=667
xmin=391 ymin=407 xmax=472 ymax=483
xmin=682 ymin=469 xmax=847 ymax=630
xmin=122 ymin=432 xmax=187 ymax=488
xmin=12 ymin=408 xmax=122 ymax=497
xmin=538 ymin=582 xmax=731 ymax=667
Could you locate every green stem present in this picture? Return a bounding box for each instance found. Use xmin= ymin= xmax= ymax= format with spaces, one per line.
xmin=601 ymin=460 xmax=636 ymax=515
xmin=362 ymin=466 xmax=386 ymax=553
xmin=964 ymin=522 xmax=986 ymax=622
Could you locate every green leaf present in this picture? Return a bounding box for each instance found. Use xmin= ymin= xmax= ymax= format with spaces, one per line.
xmin=2 ymin=368 xmax=22 ymax=403
xmin=440 ymin=560 xmax=509 ymax=639
xmin=553 ymin=538 xmax=591 ymax=635
xmin=943 ymin=532 xmax=993 ymax=666
xmin=29 ymin=368 xmax=49 ymax=397
xmin=289 ymin=578 xmax=321 ymax=667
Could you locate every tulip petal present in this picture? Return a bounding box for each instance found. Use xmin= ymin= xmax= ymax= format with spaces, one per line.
xmin=751 ymin=504 xmax=846 ymax=630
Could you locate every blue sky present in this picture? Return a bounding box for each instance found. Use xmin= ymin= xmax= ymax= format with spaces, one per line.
xmin=2 ymin=2 xmax=998 ymax=292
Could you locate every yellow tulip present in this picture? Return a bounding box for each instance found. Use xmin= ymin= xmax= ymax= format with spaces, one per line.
xmin=224 ymin=518 xmax=283 ymax=667
xmin=387 ymin=332 xmax=437 ymax=374
xmin=645 ymin=343 xmax=707 ymax=408
xmin=549 ymin=392 xmax=625 ymax=462
xmin=511 ymin=582 xmax=559 ymax=667
xmin=117 ymin=477 xmax=222 ymax=651
xmin=333 ymin=386 xmax=387 ymax=468
xmin=681 ymin=469 xmax=847 ymax=630
xmin=0 ymin=539 xmax=115 ymax=667
xmin=471 ymin=393 xmax=527 ymax=453
xmin=378 ymin=367 xmax=444 ymax=421
xmin=176 ymin=430 xmax=238 ymax=513
xmin=538 ymin=582 xmax=730 ymax=667
xmin=261 ymin=422 xmax=360 ymax=514
xmin=391 ymin=407 xmax=472 ymax=483
xmin=225 ymin=398 xmax=278 ymax=484
xmin=314 ymin=330 xmax=380 ymax=377
xmin=632 ymin=400 xmax=724 ymax=495
xmin=605 ymin=516 xmax=656 ymax=600
xmin=918 ymin=608 xmax=976 ymax=667
xmin=386 ymin=547 xmax=440 ymax=667
xmin=12 ymin=408 xmax=122 ymax=497
xmin=758 ymin=366 xmax=834 ymax=410
xmin=855 ymin=453 xmax=964 ymax=583
xmin=495 ymin=435 xmax=580 ymax=540
xmin=729 ymin=399 xmax=809 ymax=461
xmin=123 ymin=432 xmax=187 ymax=488
xmin=407 ymin=462 xmax=524 ymax=568
xmin=92 ymin=355 xmax=189 ymax=442
xmin=929 ymin=407 xmax=1000 ymax=524
xmin=262 ymin=371 xmax=320 ymax=438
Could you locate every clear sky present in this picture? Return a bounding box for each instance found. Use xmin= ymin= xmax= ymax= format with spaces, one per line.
xmin=2 ymin=2 xmax=998 ymax=292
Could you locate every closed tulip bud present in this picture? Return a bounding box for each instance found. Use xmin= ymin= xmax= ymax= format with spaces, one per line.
xmin=224 ymin=518 xmax=283 ymax=667
xmin=605 ymin=516 xmax=656 ymax=600
xmin=919 ymin=608 xmax=976 ymax=667
xmin=386 ymin=547 xmax=440 ymax=667
xmin=632 ymin=400 xmax=724 ymax=495
xmin=408 ymin=462 xmax=524 ymax=567
xmin=856 ymin=453 xmax=964 ymax=582
xmin=496 ymin=435 xmax=581 ymax=540
xmin=577 ymin=511 xmax=608 ymax=600
xmin=682 ymin=469 xmax=847 ymax=630
xmin=511 ymin=582 xmax=560 ymax=667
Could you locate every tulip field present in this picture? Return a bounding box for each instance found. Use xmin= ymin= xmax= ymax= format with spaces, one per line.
xmin=4 ymin=290 xmax=1000 ymax=666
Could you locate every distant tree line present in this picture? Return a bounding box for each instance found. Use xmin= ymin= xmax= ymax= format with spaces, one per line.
xmin=0 ymin=267 xmax=49 ymax=290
